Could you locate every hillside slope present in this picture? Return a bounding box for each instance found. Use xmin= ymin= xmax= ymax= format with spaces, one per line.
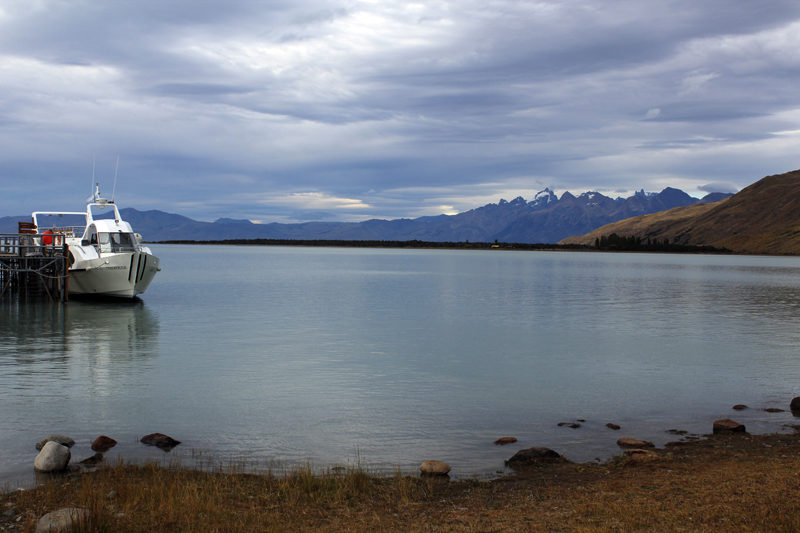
xmin=560 ymin=169 xmax=800 ymax=254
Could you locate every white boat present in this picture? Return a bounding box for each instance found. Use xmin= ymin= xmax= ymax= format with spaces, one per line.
xmin=29 ymin=185 xmax=160 ymax=298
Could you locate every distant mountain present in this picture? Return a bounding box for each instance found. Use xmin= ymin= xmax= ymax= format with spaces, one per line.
xmin=0 ymin=215 xmax=30 ymax=234
xmin=1 ymin=186 xmax=733 ymax=244
xmin=486 ymin=187 xmax=717 ymax=244
xmin=560 ymin=169 xmax=800 ymax=254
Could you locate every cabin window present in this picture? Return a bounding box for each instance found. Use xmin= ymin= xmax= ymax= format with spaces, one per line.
xmin=97 ymin=232 xmax=136 ymax=253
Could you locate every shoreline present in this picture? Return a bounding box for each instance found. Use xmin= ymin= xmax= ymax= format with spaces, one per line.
xmin=4 ymin=402 xmax=797 ymax=490
xmin=4 ymin=428 xmax=800 ymax=531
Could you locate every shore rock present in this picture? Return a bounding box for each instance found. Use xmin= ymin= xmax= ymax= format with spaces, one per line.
xmin=35 ymin=435 xmax=75 ymax=451
xmin=34 ymin=442 xmax=71 ymax=472
xmin=791 ymin=397 xmax=800 ymax=411
xmin=557 ymin=422 xmax=581 ymax=429
xmin=713 ymin=419 xmax=746 ymax=434
xmin=764 ymin=408 xmax=785 ymax=413
xmin=732 ymin=404 xmax=748 ymax=410
xmin=34 ymin=508 xmax=89 ymax=533
xmin=665 ymin=429 xmax=687 ymax=435
xmin=493 ymin=437 xmax=517 ymax=445
xmin=623 ymin=449 xmax=659 ymax=462
xmin=140 ymin=433 xmax=181 ymax=451
xmin=507 ymin=447 xmax=562 ymax=466
xmin=617 ymin=437 xmax=654 ymax=448
xmin=420 ymin=460 xmax=451 ymax=476
xmin=91 ymin=435 xmax=117 ymax=452
xmin=78 ymin=453 xmax=104 ymax=465
xmin=606 ymin=423 xmax=621 ymax=430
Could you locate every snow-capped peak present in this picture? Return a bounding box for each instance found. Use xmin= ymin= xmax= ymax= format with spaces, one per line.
xmin=529 ymin=188 xmax=557 ymax=208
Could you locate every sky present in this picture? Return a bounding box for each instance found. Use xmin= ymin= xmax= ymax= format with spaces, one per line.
xmin=1 ymin=0 xmax=799 ymax=223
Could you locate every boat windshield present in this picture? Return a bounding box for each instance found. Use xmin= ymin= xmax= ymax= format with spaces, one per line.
xmin=97 ymin=232 xmax=137 ymax=253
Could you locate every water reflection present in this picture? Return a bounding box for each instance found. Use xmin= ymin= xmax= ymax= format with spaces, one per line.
xmin=0 ymin=298 xmax=159 ymax=390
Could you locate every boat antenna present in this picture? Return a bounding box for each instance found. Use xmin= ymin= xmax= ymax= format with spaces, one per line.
xmin=91 ymin=156 xmax=95 ymax=196
xmin=111 ymin=156 xmax=119 ymax=202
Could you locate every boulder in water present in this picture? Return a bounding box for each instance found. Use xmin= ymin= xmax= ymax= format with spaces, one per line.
xmin=140 ymin=433 xmax=181 ymax=451
xmin=35 ymin=435 xmax=74 ymax=451
xmin=34 ymin=442 xmax=71 ymax=472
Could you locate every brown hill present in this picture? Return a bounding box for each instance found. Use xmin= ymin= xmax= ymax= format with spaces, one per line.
xmin=560 ymin=169 xmax=800 ymax=254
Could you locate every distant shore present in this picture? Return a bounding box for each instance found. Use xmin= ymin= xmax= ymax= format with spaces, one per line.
xmin=153 ymin=238 xmax=588 ymax=250
xmin=153 ymin=238 xmax=730 ymax=254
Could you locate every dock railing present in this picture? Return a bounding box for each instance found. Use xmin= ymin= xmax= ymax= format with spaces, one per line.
xmin=0 ymin=234 xmax=69 ymax=302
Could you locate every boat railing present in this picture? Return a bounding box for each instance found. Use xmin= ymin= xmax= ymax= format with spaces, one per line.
xmin=35 ymin=226 xmax=86 ymax=239
xmin=0 ymin=234 xmax=69 ymax=257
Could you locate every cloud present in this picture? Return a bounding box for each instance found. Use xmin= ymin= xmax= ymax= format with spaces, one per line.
xmin=698 ymin=182 xmax=739 ymax=194
xmin=679 ymin=71 xmax=720 ymax=96
xmin=258 ymin=192 xmax=371 ymax=211
xmin=1 ymin=0 xmax=800 ymax=220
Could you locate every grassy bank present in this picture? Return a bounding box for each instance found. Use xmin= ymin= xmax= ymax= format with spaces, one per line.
xmin=4 ymin=430 xmax=800 ymax=532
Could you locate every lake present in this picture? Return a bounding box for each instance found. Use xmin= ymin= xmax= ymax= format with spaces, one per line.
xmin=2 ymin=246 xmax=800 ymax=486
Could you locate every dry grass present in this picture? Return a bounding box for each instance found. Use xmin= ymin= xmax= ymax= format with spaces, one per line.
xmin=4 ymin=432 xmax=800 ymax=532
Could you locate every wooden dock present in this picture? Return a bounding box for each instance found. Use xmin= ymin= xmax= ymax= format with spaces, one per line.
xmin=0 ymin=232 xmax=69 ymax=302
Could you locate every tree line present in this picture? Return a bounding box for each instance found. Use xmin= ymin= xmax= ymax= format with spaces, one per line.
xmin=154 ymin=235 xmax=729 ymax=254
xmin=594 ymin=233 xmax=728 ymax=253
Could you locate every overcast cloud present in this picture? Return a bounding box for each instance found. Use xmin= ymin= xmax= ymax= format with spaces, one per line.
xmin=1 ymin=0 xmax=799 ymax=222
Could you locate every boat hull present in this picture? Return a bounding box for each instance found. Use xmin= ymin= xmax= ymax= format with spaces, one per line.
xmin=69 ymin=251 xmax=160 ymax=298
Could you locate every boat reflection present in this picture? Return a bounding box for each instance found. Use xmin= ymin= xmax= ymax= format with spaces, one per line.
xmin=0 ymin=298 xmax=159 ymax=388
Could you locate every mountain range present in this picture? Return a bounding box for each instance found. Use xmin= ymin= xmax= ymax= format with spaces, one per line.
xmin=0 ymin=188 xmax=731 ymax=244
xmin=560 ymin=169 xmax=800 ymax=255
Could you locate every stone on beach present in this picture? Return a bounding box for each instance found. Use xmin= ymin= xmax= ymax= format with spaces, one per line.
xmin=791 ymin=397 xmax=800 ymax=412
xmin=35 ymin=435 xmax=75 ymax=451
xmin=623 ymin=449 xmax=659 ymax=462
xmin=420 ymin=460 xmax=451 ymax=476
xmin=557 ymin=422 xmax=581 ymax=428
xmin=493 ymin=437 xmax=517 ymax=445
xmin=507 ymin=447 xmax=562 ymax=466
xmin=764 ymin=408 xmax=785 ymax=413
xmin=605 ymin=423 xmax=621 ymax=430
xmin=617 ymin=437 xmax=654 ymax=448
xmin=713 ymin=419 xmax=746 ymax=434
xmin=732 ymin=404 xmax=748 ymax=410
xmin=34 ymin=508 xmax=89 ymax=533
xmin=91 ymin=435 xmax=117 ymax=452
xmin=34 ymin=442 xmax=71 ymax=473
xmin=140 ymin=433 xmax=181 ymax=451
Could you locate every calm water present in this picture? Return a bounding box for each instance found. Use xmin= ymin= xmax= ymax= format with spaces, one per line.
xmin=3 ymin=246 xmax=800 ymax=486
